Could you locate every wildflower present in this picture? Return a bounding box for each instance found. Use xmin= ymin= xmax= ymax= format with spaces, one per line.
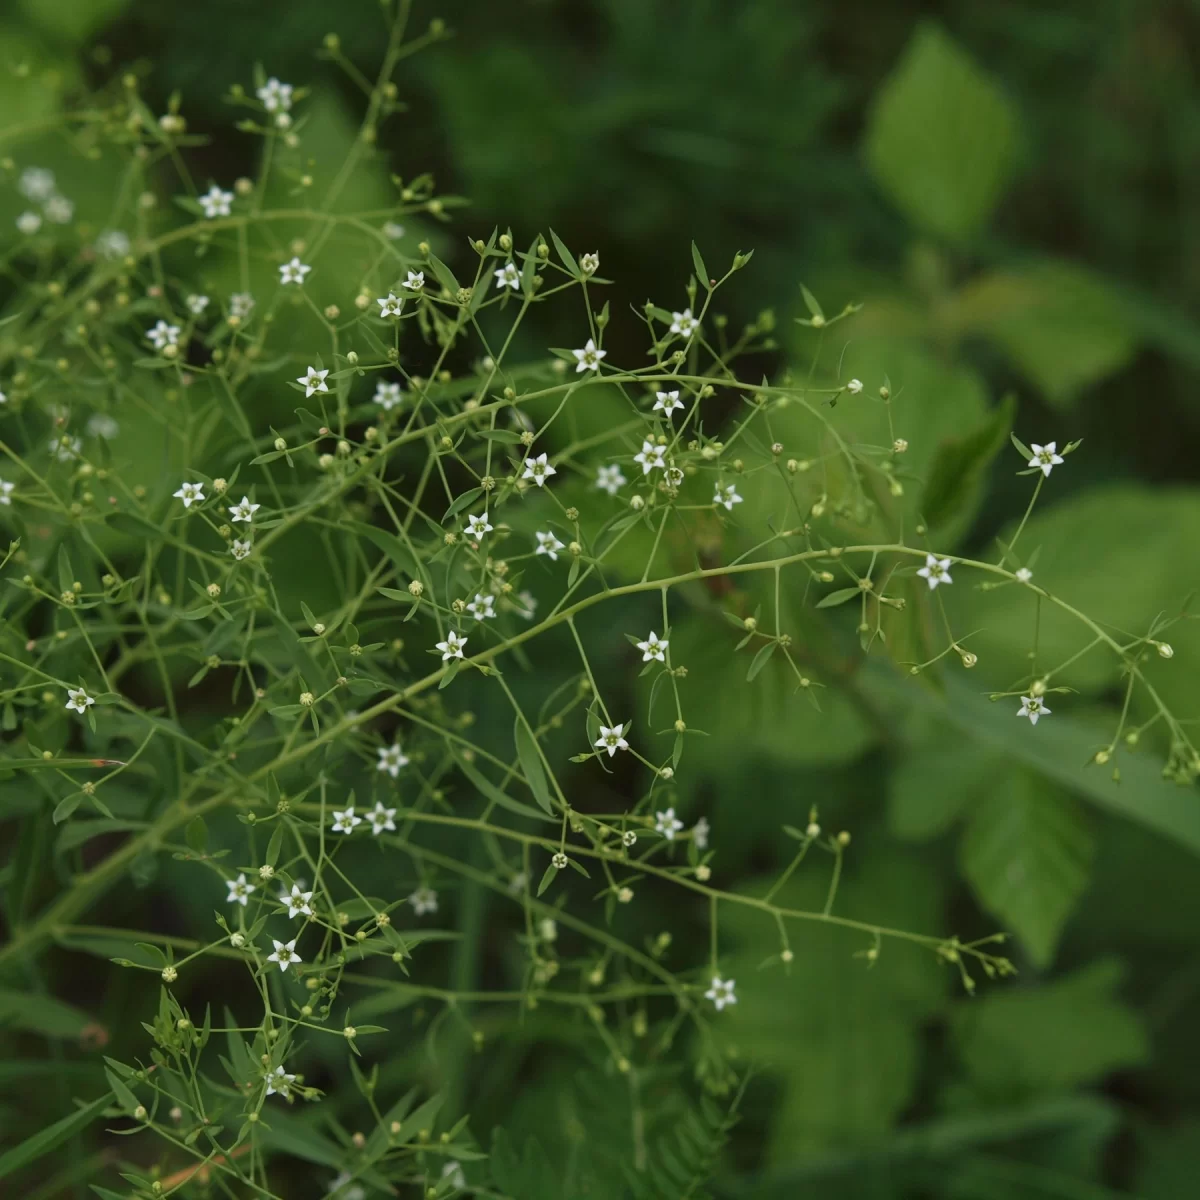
xmin=409 ymin=886 xmax=438 ymax=915
xmin=535 ymin=531 xmax=565 ymax=561
xmin=633 ymin=440 xmax=666 ymax=474
xmin=368 ymin=801 xmax=397 ymax=835
xmin=87 ymin=414 xmax=119 ymax=440
xmin=228 ymin=495 xmax=260 ymax=523
xmin=0 ymin=481 xmax=13 ymax=505
xmin=230 ymin=292 xmax=254 ymax=317
xmin=264 ymin=1066 xmax=297 ymax=1098
xmin=230 ymin=539 xmax=252 ymax=561
xmin=494 ymin=261 xmax=520 ymax=290
xmin=16 ymin=211 xmax=41 ymax=235
xmin=713 ymin=483 xmax=742 ymax=511
xmin=173 ymin=481 xmax=205 ymax=508
xmin=402 ymin=270 xmax=425 ymax=292
xmin=226 ymin=873 xmax=255 ymax=907
xmin=441 ymin=1162 xmax=466 ymax=1190
xmin=297 ymin=366 xmax=329 ymax=397
xmin=377 ymin=742 xmax=410 ymax=777
xmin=436 ymin=630 xmax=468 ymax=660
xmin=655 ymin=808 xmax=684 ymax=840
xmin=373 ymin=380 xmax=403 ymax=411
xmin=846 ymin=378 xmax=863 ymax=394
xmin=622 ymin=829 xmax=638 ymax=847
xmin=199 ymin=185 xmax=233 ymax=219
xmin=705 ymin=975 xmax=737 ymax=1011
xmin=653 ymin=390 xmax=684 ymax=418
xmin=571 ymin=338 xmax=606 ymax=372
xmin=383 ymin=221 xmax=406 ymax=240
xmin=593 ymin=723 xmax=629 ymax=757
xmin=44 ymin=195 xmax=73 ymax=224
xmin=539 ymin=918 xmax=558 ymax=942
xmin=147 ymin=320 xmax=180 ymax=350
xmin=669 ymin=308 xmax=699 ymax=337
xmin=186 ymin=294 xmax=210 ymax=315
xmin=376 ymin=292 xmax=403 ymax=317
xmin=916 ymin=554 xmax=953 ymax=589
xmin=466 ymin=592 xmax=495 ymax=621
xmin=331 ymin=806 xmax=362 ymax=834
xmin=95 ymin=230 xmax=130 ymax=259
xmin=284 ymin=884 xmax=313 ymax=919
xmin=1016 ymin=567 xmax=1033 ymax=583
xmin=65 ymin=686 xmax=95 ymax=714
xmin=580 ymin=251 xmax=600 ymax=275
xmin=1017 ymin=695 xmax=1051 ymax=725
xmin=19 ymin=167 xmax=55 ymax=200
xmin=465 ymin=511 xmax=492 ymax=538
xmin=278 ymin=257 xmax=311 ymax=285
xmin=1028 ymin=441 xmax=1064 ymax=477
xmin=551 ymin=852 xmax=568 ymax=870
xmin=49 ymin=436 xmax=81 ymax=462
xmin=693 ymin=816 xmax=710 ymax=850
xmin=596 ymin=463 xmax=626 ymax=495
xmin=522 ymin=452 xmax=557 ymax=487
xmin=266 ymin=938 xmax=301 ymax=973
xmin=515 ymin=590 xmax=538 ymax=620
xmin=637 ymin=631 xmax=669 ymax=662
xmin=257 ymin=78 xmax=294 ymax=112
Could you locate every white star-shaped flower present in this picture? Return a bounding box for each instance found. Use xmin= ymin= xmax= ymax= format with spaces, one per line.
xmin=228 ymin=495 xmax=260 ymax=523
xmin=377 ymin=742 xmax=410 ymax=777
xmin=409 ymin=886 xmax=438 ymax=915
xmin=44 ymin=195 xmax=73 ymax=224
xmin=714 ymin=483 xmax=742 ymax=511
xmin=1017 ymin=695 xmax=1051 ymax=725
xmin=174 ymin=481 xmax=205 ymax=508
xmin=654 ymin=808 xmax=684 ymax=840
xmin=147 ymin=320 xmax=180 ymax=350
xmin=579 ymin=251 xmax=599 ymax=275
xmin=466 ymin=592 xmax=495 ymax=621
xmin=199 ymin=185 xmax=233 ymax=219
xmin=368 ymin=801 xmax=397 ymax=835
xmin=87 ymin=414 xmax=118 ymax=440
xmin=264 ymin=1065 xmax=296 ymax=1097
xmin=403 ymin=270 xmax=425 ymax=292
xmin=16 ymin=212 xmax=40 ymax=235
xmin=283 ymin=884 xmax=314 ymax=919
xmin=279 ymin=257 xmax=311 ymax=285
xmin=1028 ymin=442 xmax=1064 ymax=477
xmin=535 ymin=531 xmax=565 ymax=561
xmin=376 ymin=292 xmax=403 ymax=318
xmin=846 ymin=378 xmax=863 ymax=395
xmin=693 ymin=816 xmax=710 ymax=850
xmin=669 ymin=308 xmax=698 ymax=337
xmin=705 ymin=975 xmax=737 ymax=1011
xmin=297 ymin=366 xmax=329 ymax=397
xmin=226 ymin=872 xmax=255 ymax=907
xmin=49 ymin=436 xmax=82 ymax=462
xmin=633 ymin=440 xmax=667 ymax=475
xmin=494 ymin=261 xmax=520 ymax=290
xmin=230 ymin=292 xmax=254 ymax=317
xmin=436 ymin=630 xmax=468 ymax=660
xmin=653 ymin=390 xmax=684 ymax=418
xmin=515 ymin=590 xmax=537 ymax=620
xmin=596 ymin=463 xmax=626 ymax=495
xmin=1016 ymin=567 xmax=1033 ymax=583
xmin=636 ymin=631 xmax=669 ymax=662
xmin=65 ymin=686 xmax=94 ymax=714
xmin=571 ymin=338 xmax=606 ymax=373
xmin=383 ymin=221 xmax=406 ymax=239
xmin=19 ymin=167 xmax=56 ymax=201
xmin=187 ymin=294 xmax=210 ymax=315
xmin=331 ymin=806 xmax=362 ymax=834
xmin=0 ymin=481 xmax=14 ymax=506
xmin=257 ymin=77 xmax=294 ymax=112
xmin=593 ymin=723 xmax=629 ymax=757
xmin=374 ymin=380 xmax=402 ymax=410
xmin=916 ymin=554 xmax=953 ymax=589
xmin=230 ymin=539 xmax=252 ymax=561
xmin=465 ymin=511 xmax=492 ymax=539
xmin=522 ymin=453 xmax=557 ymax=487
xmin=266 ymin=938 xmax=301 ymax=973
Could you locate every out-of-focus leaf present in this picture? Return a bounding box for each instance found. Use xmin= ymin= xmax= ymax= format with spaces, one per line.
xmin=0 ymin=1092 xmax=111 ymax=1180
xmin=0 ymin=987 xmax=96 ymax=1039
xmin=919 ymin=395 xmax=1015 ymax=531
xmin=888 ymin=736 xmax=1002 ymax=842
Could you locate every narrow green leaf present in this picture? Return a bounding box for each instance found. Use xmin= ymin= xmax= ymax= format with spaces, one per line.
xmin=815 ymin=587 xmax=862 ymax=610
xmin=0 ymin=1093 xmax=112 ymax=1180
xmin=746 ymin=641 xmax=777 ymax=682
xmin=920 ymin=394 xmax=1016 ymax=530
xmin=514 ymin=719 xmax=554 ymax=814
xmin=691 ymin=241 xmax=710 ymax=288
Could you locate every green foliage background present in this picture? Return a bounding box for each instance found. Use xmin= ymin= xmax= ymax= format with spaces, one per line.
xmin=3 ymin=0 xmax=1200 ymax=1196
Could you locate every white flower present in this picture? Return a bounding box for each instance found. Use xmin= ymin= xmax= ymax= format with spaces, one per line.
xmin=226 ymin=873 xmax=255 ymax=906
xmin=441 ymin=1161 xmax=466 ymax=1190
xmin=466 ymin=592 xmax=495 ymax=621
xmin=714 ymin=483 xmax=742 ymax=511
xmin=402 ymin=270 xmax=425 ymax=292
xmin=622 ymin=829 xmax=638 ymax=847
xmin=147 ymin=320 xmax=180 ymax=350
xmin=376 ymin=292 xmax=403 ymax=318
xmin=409 ymin=886 xmax=438 ymax=915
xmin=669 ymin=308 xmax=699 ymax=337
xmin=284 ymin=884 xmax=313 ymax=919
xmin=436 ymin=630 xmax=468 ymax=660
xmin=593 ymin=723 xmax=629 ymax=757
xmin=373 ymin=380 xmax=403 ymax=410
xmin=637 ymin=631 xmax=669 ymax=662
xmin=377 ymin=742 xmax=410 ymax=777
xmin=49 ymin=436 xmax=81 ymax=462
xmin=1028 ymin=441 xmax=1064 ymax=477
xmin=465 ymin=511 xmax=492 ymax=540
xmin=19 ymin=167 xmax=56 ymax=201
xmin=846 ymin=378 xmax=863 ymax=394
xmin=173 ymin=481 xmax=205 ymax=508
xmin=1016 ymin=567 xmax=1033 ymax=583
xmin=916 ymin=554 xmax=953 ymax=589
xmin=331 ymin=806 xmax=362 ymax=834
xmin=535 ymin=531 xmax=565 ymax=561
xmin=538 ymin=918 xmax=558 ymax=942
xmin=266 ymin=938 xmax=301 ymax=973
xmin=0 ymin=481 xmax=13 ymax=506
xmin=0 ymin=388 xmax=7 ymax=405
xmin=199 ymin=185 xmax=233 ymax=219
xmin=257 ymin=77 xmax=293 ymax=111
xmin=1017 ymin=695 xmax=1051 ymax=725
xmin=705 ymin=975 xmax=737 ymax=1011
xmin=693 ymin=816 xmax=710 ymax=850
xmin=633 ymin=440 xmax=666 ymax=475
xmin=65 ymin=686 xmax=94 ymax=714
xmin=186 ymin=294 xmax=210 ymax=315
xmin=580 ymin=251 xmax=599 ymax=275
xmin=228 ymin=495 xmax=260 ymax=523
xmin=230 ymin=292 xmax=254 ymax=317
xmin=494 ymin=261 xmax=520 ymax=290
xmin=279 ymin=257 xmax=311 ymax=285
xmin=522 ymin=452 xmax=557 ymax=487
xmin=44 ymin=195 xmax=73 ymax=224
xmin=571 ymin=338 xmax=606 ymax=373
xmin=264 ymin=1065 xmax=297 ymax=1097
xmin=515 ymin=590 xmax=537 ymax=620
xmin=653 ymin=390 xmax=684 ymax=418
xmin=327 ymin=1172 xmax=365 ymax=1200
xmin=368 ymin=801 xmax=397 ymax=835
xmin=383 ymin=221 xmax=406 ymax=240
xmin=596 ymin=463 xmax=626 ymax=495
xmin=297 ymin=366 xmax=329 ymax=397
xmin=88 ymin=413 xmax=119 ymax=440
xmin=16 ymin=211 xmax=41 ymax=235
xmin=95 ymin=230 xmax=130 ymax=259
xmin=654 ymin=808 xmax=684 ymax=840
xmin=230 ymin=539 xmax=252 ymax=561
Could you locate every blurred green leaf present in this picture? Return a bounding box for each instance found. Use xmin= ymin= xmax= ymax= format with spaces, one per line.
xmin=920 ymin=395 xmax=1015 ymax=532
xmin=0 ymin=1092 xmax=110 ymax=1181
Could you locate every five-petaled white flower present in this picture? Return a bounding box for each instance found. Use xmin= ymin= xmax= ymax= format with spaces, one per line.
xmin=87 ymin=414 xmax=119 ymax=440
xmin=19 ymin=167 xmax=56 ymax=201
xmin=65 ymin=686 xmax=94 ymax=714
xmin=846 ymin=378 xmax=863 ymax=394
xmin=409 ymin=886 xmax=438 ymax=915
xmin=1017 ymin=695 xmax=1051 ymax=725
xmin=279 ymin=257 xmax=311 ymax=285
xmin=693 ymin=816 xmax=710 ymax=850
xmin=45 ymin=195 xmax=73 ymax=224
xmin=705 ymin=975 xmax=737 ymax=1011
xmin=522 ymin=453 xmax=557 ymax=487
xmin=226 ymin=873 xmax=255 ymax=906
xmin=580 ymin=251 xmax=599 ymax=275
xmin=266 ymin=938 xmax=301 ymax=973
xmin=376 ymin=292 xmax=403 ymax=318
xmin=174 ymin=481 xmax=205 ymax=508
xmin=377 ymin=742 xmax=410 ymax=777
xmin=535 ymin=531 xmax=565 ymax=561
xmin=265 ymin=1065 xmax=297 ymax=1097
xmin=594 ymin=723 xmax=629 ymax=757
xmin=437 ymin=630 xmax=468 ymax=660
xmin=147 ymin=320 xmax=180 ymax=350
xmin=466 ymin=592 xmax=495 ymax=621
xmin=49 ymin=436 xmax=82 ymax=462
xmin=402 ymin=270 xmax=425 ymax=292
xmin=199 ymin=185 xmax=233 ymax=219
xmin=653 ymin=390 xmax=684 ymax=418
xmin=571 ymin=338 xmax=606 ymax=372
xmin=257 ymin=77 xmax=294 ymax=112
xmin=916 ymin=554 xmax=953 ymax=590
xmin=230 ymin=292 xmax=254 ymax=317
xmin=187 ymin=294 xmax=210 ymax=315
xmin=383 ymin=221 xmax=406 ymax=240
xmin=1016 ymin=567 xmax=1033 ymax=583
xmin=515 ymin=590 xmax=537 ymax=620
xmin=466 ymin=511 xmax=492 ymax=539
xmin=637 ymin=631 xmax=669 ymax=662
xmin=713 ymin=483 xmax=742 ymax=511
xmin=368 ymin=801 xmax=397 ymax=835
xmin=331 ymin=806 xmax=362 ymax=834
xmin=374 ymin=380 xmax=402 ymax=410
xmin=0 ymin=481 xmax=14 ymax=506
xmin=16 ymin=211 xmax=40 ymax=235
xmin=230 ymin=539 xmax=252 ymax=561
xmin=96 ymin=230 xmax=130 ymax=259
xmin=655 ymin=808 xmax=684 ymax=840
xmin=284 ymin=884 xmax=313 ymax=919
xmin=1028 ymin=441 xmax=1064 ymax=477
xmin=228 ymin=495 xmax=260 ymax=523
xmin=297 ymin=366 xmax=329 ymax=397
xmin=596 ymin=464 xmax=626 ymax=495
xmin=669 ymin=308 xmax=699 ymax=337
xmin=494 ymin=261 xmax=520 ymax=290
xmin=633 ymin=439 xmax=667 ymax=474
